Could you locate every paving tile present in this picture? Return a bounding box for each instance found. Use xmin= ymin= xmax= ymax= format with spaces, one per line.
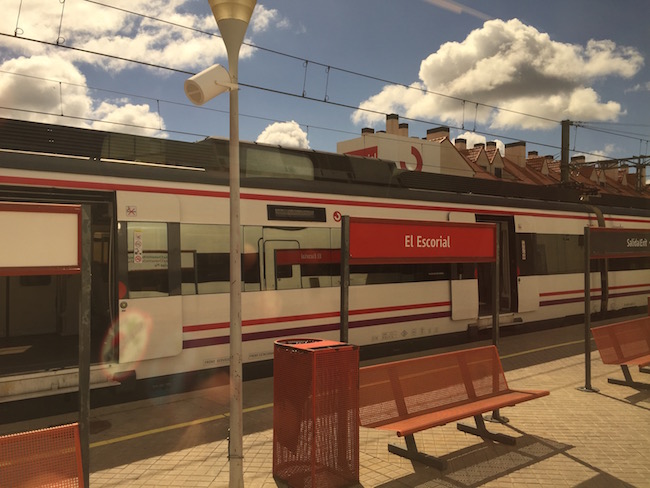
xmin=82 ymin=351 xmax=649 ymax=487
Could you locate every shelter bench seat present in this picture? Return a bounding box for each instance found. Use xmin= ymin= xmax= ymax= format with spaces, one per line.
xmin=358 ymin=345 xmax=549 ymax=470
xmin=591 ymin=316 xmax=650 ymax=389
xmin=0 ymin=422 xmax=83 ymax=487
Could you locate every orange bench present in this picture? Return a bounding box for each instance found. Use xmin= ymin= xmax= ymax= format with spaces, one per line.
xmin=358 ymin=345 xmax=549 ymax=470
xmin=591 ymin=316 xmax=650 ymax=389
xmin=0 ymin=423 xmax=84 ymax=487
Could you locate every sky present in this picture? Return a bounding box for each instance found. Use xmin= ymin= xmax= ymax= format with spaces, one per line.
xmin=0 ymin=0 xmax=649 ymax=167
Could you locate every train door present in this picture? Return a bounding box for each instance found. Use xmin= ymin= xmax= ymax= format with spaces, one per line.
xmin=476 ymin=215 xmax=518 ymax=316
xmin=0 ymin=199 xmax=114 ymax=375
xmin=448 ymin=212 xmax=479 ymax=320
xmin=116 ymin=194 xmax=183 ymax=363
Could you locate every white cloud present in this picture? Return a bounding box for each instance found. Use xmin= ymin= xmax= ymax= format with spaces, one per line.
xmin=0 ymin=1 xmax=280 ymax=135
xmin=256 ymin=121 xmax=310 ymax=149
xmin=0 ymin=55 xmax=164 ymax=136
xmin=424 ymin=0 xmax=492 ymax=21
xmin=0 ymin=0 xmax=267 ymax=72
xmin=0 ymin=55 xmax=92 ymax=123
xmin=625 ymin=81 xmax=650 ymax=93
xmin=575 ymin=144 xmax=620 ymax=163
xmin=250 ymin=4 xmax=290 ymax=33
xmin=91 ymin=101 xmax=165 ymax=136
xmin=352 ymin=19 xmax=643 ymax=131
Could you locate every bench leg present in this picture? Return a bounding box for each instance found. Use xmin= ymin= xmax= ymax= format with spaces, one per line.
xmin=457 ymin=415 xmax=517 ymax=445
xmin=607 ymin=365 xmax=650 ymax=390
xmin=388 ymin=434 xmax=447 ymax=470
xmin=639 ymin=366 xmax=650 ymax=375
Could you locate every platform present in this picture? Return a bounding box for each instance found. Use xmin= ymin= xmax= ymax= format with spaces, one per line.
xmin=84 ymin=352 xmax=648 ymax=487
xmin=2 ymin=323 xmax=650 ymax=487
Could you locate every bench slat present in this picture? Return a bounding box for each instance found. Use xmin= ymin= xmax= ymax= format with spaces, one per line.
xmin=358 ymin=345 xmax=548 ymax=469
xmin=359 ymin=345 xmax=548 ymax=433
xmin=0 ymin=423 xmax=83 ymax=488
xmin=369 ymin=389 xmax=548 ymax=437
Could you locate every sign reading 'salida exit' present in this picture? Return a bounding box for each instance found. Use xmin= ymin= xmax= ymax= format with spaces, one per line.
xmin=589 ymin=227 xmax=650 ymax=259
xmin=348 ymin=217 xmax=497 ymax=264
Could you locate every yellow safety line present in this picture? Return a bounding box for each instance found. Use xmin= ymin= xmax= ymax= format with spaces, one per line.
xmin=499 ymin=338 xmax=587 ymax=359
xmin=90 ymin=337 xmax=592 ymax=448
xmin=89 ymin=402 xmax=272 ymax=448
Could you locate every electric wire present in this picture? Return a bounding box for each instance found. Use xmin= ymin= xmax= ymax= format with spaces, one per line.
xmin=1 ymin=3 xmax=648 ymax=164
xmin=82 ymin=0 xmax=561 ymax=126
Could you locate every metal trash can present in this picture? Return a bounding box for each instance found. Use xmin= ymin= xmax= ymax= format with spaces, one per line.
xmin=273 ymin=338 xmax=359 ymax=488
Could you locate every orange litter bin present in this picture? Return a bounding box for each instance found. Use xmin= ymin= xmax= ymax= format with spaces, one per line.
xmin=273 ymin=338 xmax=359 ymax=488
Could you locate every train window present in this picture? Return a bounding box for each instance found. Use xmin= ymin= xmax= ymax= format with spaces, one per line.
xmin=260 ymin=227 xmax=335 ymax=290
xmin=180 ymin=224 xmax=229 ymax=295
xmin=126 ymin=222 xmax=169 ymax=297
xmin=361 ymin=263 xmax=451 ymax=284
xmin=243 ymin=146 xmax=314 ymax=180
xmin=532 ymin=234 xmax=584 ymax=275
xmin=608 ymin=256 xmax=650 ymax=271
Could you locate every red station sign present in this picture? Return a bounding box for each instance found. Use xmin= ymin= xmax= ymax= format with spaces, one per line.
xmin=348 ymin=217 xmax=497 ymax=264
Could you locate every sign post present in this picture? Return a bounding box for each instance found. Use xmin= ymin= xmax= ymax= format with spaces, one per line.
xmin=581 ymin=227 xmax=650 ymax=392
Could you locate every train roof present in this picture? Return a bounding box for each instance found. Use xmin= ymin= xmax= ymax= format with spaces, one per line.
xmin=0 ymin=117 xmax=648 ymax=215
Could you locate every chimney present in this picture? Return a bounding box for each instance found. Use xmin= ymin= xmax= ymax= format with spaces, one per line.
xmin=426 ymin=126 xmax=449 ymax=141
xmin=528 ymin=150 xmax=539 ymax=158
xmin=571 ymin=155 xmax=586 ymax=165
xmin=505 ymin=141 xmax=526 ymax=167
xmin=486 ymin=141 xmax=497 ymax=148
xmin=474 ymin=143 xmax=485 ymax=149
xmin=386 ymin=114 xmax=399 ymax=135
xmin=455 ymin=138 xmax=467 ymax=150
xmin=361 ymin=127 xmax=374 ymax=134
xmin=398 ymin=123 xmax=409 ymax=137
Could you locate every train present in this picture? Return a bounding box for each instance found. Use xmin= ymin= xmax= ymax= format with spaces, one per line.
xmin=1 ymin=117 xmax=649 ymax=402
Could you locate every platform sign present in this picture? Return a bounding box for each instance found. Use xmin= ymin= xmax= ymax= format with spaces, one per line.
xmin=0 ymin=202 xmax=81 ymax=276
xmin=581 ymin=226 xmax=650 ymax=393
xmin=348 ymin=217 xmax=497 ymax=264
xmin=589 ymin=228 xmax=650 ymax=259
xmin=341 ymin=216 xmax=500 ymax=348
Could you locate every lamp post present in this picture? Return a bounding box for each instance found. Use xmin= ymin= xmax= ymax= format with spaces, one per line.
xmin=184 ymin=1 xmax=256 ymax=486
xmin=208 ymin=2 xmax=256 ymax=487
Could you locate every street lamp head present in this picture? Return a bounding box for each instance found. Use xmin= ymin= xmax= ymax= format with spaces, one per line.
xmin=184 ymin=64 xmax=234 ymax=105
xmin=208 ymin=0 xmax=256 ymax=24
xmin=208 ymin=0 xmax=257 ymax=70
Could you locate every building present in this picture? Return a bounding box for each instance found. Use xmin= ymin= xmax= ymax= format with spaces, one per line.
xmin=337 ymin=114 xmax=649 ymax=200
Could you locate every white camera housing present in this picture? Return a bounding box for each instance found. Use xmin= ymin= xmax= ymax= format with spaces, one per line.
xmin=184 ymin=64 xmax=235 ymax=106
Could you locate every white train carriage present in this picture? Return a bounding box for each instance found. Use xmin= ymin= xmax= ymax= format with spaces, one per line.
xmin=1 ymin=118 xmax=649 ymax=401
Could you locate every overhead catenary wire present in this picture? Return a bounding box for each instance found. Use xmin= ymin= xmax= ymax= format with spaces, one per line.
xmin=1 ymin=1 xmax=648 ymax=164
xmin=0 ymin=32 xmax=549 ymax=145
xmin=82 ymin=0 xmax=561 ymax=127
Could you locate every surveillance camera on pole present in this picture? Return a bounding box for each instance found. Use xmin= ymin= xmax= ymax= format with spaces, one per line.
xmin=184 ymin=64 xmax=236 ymax=106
